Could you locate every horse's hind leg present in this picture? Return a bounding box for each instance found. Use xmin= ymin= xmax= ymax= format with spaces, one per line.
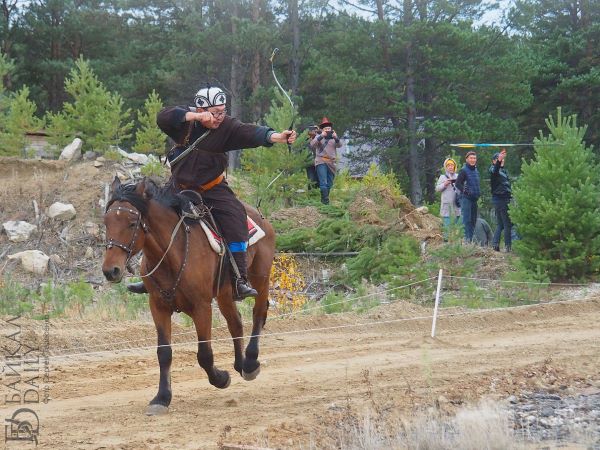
xmin=243 ymin=271 xmax=270 ymax=380
xmin=216 ymin=287 xmax=245 ymax=377
xmin=146 ymin=296 xmax=173 ymax=416
xmin=191 ymin=301 xmax=231 ymax=389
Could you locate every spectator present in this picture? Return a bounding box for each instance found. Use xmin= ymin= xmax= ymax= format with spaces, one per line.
xmin=489 ymin=149 xmax=512 ymax=251
xmin=435 ymin=158 xmax=461 ymax=239
xmin=455 ymin=151 xmax=480 ymax=243
xmin=311 ymin=117 xmax=341 ymax=205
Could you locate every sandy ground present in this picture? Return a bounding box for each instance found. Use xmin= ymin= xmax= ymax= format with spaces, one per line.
xmin=1 ymin=297 xmax=599 ymax=449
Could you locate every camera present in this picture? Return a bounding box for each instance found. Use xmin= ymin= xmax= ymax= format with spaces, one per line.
xmin=326 ymin=131 xmax=334 ymax=138
xmin=450 ymin=179 xmax=456 ymax=184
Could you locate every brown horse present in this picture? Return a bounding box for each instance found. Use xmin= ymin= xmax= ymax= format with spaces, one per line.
xmin=101 ymin=177 xmax=275 ymax=415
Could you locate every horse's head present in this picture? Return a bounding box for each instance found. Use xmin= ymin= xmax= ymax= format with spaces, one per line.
xmin=102 ymin=176 xmax=151 ymax=282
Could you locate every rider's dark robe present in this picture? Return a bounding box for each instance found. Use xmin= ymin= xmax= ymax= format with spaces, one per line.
xmin=157 ymin=106 xmax=274 ymax=244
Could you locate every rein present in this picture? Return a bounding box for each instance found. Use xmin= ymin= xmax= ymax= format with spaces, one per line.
xmin=104 ymin=203 xmax=190 ymax=311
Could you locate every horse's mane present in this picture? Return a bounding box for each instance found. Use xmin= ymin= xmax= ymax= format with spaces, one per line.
xmin=152 ymin=181 xmax=191 ymax=216
xmin=106 ymin=178 xmax=191 ymax=218
xmin=106 ymin=182 xmax=149 ymax=216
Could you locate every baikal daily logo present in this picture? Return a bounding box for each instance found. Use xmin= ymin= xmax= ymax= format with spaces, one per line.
xmin=2 ymin=314 xmax=50 ymax=446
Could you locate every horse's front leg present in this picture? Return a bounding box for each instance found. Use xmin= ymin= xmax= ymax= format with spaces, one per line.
xmin=192 ymin=301 xmax=231 ymax=389
xmin=146 ymin=295 xmax=173 ymax=416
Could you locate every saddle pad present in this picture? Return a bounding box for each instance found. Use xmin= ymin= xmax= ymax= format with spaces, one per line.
xmin=200 ymin=216 xmax=266 ymax=255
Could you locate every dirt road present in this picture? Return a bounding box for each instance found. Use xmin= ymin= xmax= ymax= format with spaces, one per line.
xmin=2 ymin=298 xmax=600 ymax=449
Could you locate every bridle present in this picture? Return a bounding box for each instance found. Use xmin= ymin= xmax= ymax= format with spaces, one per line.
xmin=104 ymin=201 xmax=191 ymax=312
xmin=104 ymin=205 xmax=147 ymax=269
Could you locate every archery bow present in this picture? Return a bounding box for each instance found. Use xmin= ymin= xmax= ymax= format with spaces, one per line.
xmin=269 ymin=48 xmax=295 ymax=153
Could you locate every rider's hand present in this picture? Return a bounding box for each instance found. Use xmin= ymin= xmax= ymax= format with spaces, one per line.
xmin=270 ymin=130 xmax=297 ymax=144
xmin=197 ymin=112 xmax=220 ymax=129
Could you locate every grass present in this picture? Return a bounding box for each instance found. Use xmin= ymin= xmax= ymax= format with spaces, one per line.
xmin=0 ymin=276 xmax=149 ymax=320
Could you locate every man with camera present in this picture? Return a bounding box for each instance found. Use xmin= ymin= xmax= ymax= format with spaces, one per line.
xmin=311 ymin=117 xmax=342 ymax=205
xmin=489 ymin=148 xmax=512 ymax=251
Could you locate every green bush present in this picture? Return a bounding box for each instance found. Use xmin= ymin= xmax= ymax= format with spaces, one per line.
xmin=320 ymin=291 xmax=353 ymax=314
xmin=511 ymin=108 xmax=600 ymax=281
xmin=0 ymin=278 xmax=35 ymax=316
xmin=0 ymin=86 xmax=44 ymax=157
xmin=345 ymin=235 xmax=421 ymax=284
xmin=46 ymin=57 xmax=133 ymax=153
xmin=134 ymin=90 xmax=166 ymax=154
xmin=140 ymin=155 xmax=166 ymax=177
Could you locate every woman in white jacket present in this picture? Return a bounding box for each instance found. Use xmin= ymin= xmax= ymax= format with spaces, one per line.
xmin=435 ymin=158 xmax=461 ymax=238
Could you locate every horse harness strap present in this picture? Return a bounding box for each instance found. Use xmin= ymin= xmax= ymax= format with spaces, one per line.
xmin=144 ymin=223 xmax=190 ymax=313
xmin=105 ymin=206 xmax=148 ymax=269
xmin=139 ymin=214 xmax=188 ymax=279
xmin=168 ymin=129 xmax=211 ymax=167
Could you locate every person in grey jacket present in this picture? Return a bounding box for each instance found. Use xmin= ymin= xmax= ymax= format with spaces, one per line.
xmin=311 ymin=117 xmax=342 ymax=204
xmin=435 ymin=158 xmax=461 ymax=238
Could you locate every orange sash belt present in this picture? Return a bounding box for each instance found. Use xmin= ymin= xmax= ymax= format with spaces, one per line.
xmin=178 ymin=174 xmax=224 ymax=192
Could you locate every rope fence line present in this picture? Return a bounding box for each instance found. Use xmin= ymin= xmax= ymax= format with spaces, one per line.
xmin=444 ymin=275 xmax=594 ymax=287
xmin=44 ymin=276 xmax=438 ymax=356
xmin=11 ymin=271 xmax=600 ymax=360
xmin=38 ymin=294 xmax=599 ymax=362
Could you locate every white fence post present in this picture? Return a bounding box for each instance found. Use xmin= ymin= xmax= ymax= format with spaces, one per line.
xmin=431 ymin=269 xmax=443 ymax=338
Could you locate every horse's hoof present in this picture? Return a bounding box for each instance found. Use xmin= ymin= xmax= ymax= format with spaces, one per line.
xmin=145 ymin=404 xmax=169 ymax=416
xmin=242 ymin=365 xmax=260 ymax=381
xmin=212 ymin=370 xmax=231 ymax=389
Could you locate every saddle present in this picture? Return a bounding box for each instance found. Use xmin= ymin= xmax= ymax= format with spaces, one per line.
xmin=178 ymin=190 xmax=266 ymax=255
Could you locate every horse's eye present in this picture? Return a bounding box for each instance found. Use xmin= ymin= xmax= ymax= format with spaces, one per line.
xmin=129 ymin=222 xmax=137 ymax=228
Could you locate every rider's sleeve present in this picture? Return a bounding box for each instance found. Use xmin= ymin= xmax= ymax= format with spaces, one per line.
xmin=223 ymin=117 xmax=274 ymax=151
xmin=156 ymin=106 xmax=189 ymax=138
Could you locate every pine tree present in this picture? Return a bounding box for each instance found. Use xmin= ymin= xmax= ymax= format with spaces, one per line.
xmin=0 ymin=53 xmax=14 ymax=111
xmin=133 ymin=90 xmax=165 ymax=154
xmin=511 ymin=108 xmax=600 ymax=280
xmin=0 ymin=87 xmax=44 ymax=157
xmin=46 ymin=57 xmax=133 ymax=153
xmin=240 ymin=90 xmax=310 ymax=211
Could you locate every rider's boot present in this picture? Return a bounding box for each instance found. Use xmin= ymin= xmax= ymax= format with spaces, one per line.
xmin=231 ymin=251 xmax=258 ymax=301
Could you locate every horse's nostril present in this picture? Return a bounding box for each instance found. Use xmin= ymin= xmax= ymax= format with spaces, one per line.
xmin=103 ymin=266 xmax=122 ymax=281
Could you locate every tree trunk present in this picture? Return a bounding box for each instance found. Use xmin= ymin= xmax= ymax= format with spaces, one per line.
xmin=289 ymin=0 xmax=300 ymax=97
xmin=375 ymin=0 xmax=391 ymax=71
xmin=404 ymin=0 xmax=423 ymax=206
xmin=250 ymin=0 xmax=262 ymax=121
xmin=1 ymin=0 xmax=15 ymax=90
xmin=229 ymin=1 xmax=242 ymax=170
xmin=423 ymin=136 xmax=438 ymax=204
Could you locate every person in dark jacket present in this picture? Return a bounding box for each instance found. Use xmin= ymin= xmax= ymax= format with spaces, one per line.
xmin=127 ymin=86 xmax=296 ymax=300
xmin=489 ymin=149 xmax=512 ymax=251
xmin=454 ymin=151 xmax=480 ymax=243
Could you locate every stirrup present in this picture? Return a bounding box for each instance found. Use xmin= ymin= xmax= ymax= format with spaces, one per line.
xmin=233 ymin=279 xmax=258 ymax=301
xmin=127 ymin=281 xmax=148 ymax=294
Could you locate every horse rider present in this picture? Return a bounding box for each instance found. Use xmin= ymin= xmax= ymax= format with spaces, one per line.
xmin=127 ymin=85 xmax=297 ymax=300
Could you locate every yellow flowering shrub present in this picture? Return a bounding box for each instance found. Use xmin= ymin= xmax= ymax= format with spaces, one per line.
xmin=269 ymin=254 xmax=308 ymax=313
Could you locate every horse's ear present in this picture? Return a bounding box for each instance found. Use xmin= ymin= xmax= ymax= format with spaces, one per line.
xmin=110 ymin=175 xmax=121 ymax=194
xmin=139 ymin=177 xmax=154 ymax=199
